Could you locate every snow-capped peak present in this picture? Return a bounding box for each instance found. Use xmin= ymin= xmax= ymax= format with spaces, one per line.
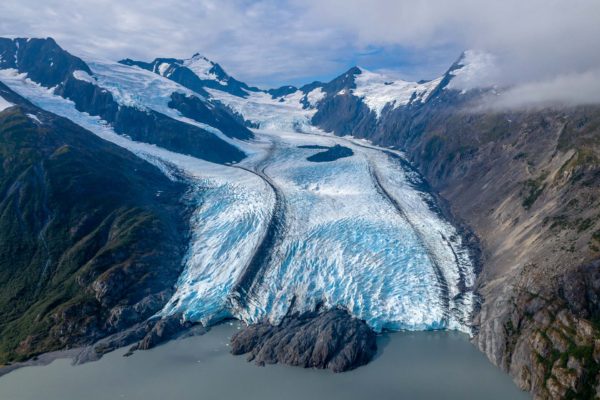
xmin=447 ymin=50 xmax=498 ymax=92
xmin=352 ymin=67 xmax=442 ymax=118
xmin=183 ymin=53 xmax=223 ymax=83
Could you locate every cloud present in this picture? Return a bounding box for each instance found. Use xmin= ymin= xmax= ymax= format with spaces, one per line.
xmin=300 ymin=0 xmax=600 ymax=105
xmin=0 ymin=0 xmax=598 ymax=105
xmin=0 ymin=0 xmax=352 ymax=87
xmin=302 ymin=0 xmax=600 ymax=82
xmin=487 ymin=69 xmax=600 ymax=110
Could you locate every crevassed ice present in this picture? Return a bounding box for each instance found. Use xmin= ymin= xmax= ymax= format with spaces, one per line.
xmin=202 ymin=86 xmax=476 ymax=333
xmin=231 ymin=131 xmax=472 ymax=332
xmin=161 ymin=178 xmax=273 ymax=325
xmin=0 ymin=62 xmax=475 ymax=335
xmin=0 ymin=69 xmax=272 ymax=328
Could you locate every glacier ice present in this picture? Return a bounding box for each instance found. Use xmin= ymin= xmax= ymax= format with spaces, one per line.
xmin=0 ymin=60 xmax=476 ymax=335
xmin=0 ymin=68 xmax=272 ymax=328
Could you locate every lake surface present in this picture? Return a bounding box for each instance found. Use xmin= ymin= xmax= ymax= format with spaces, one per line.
xmin=0 ymin=323 xmax=529 ymax=400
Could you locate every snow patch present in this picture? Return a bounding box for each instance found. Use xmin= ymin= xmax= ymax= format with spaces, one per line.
xmin=447 ymin=50 xmax=498 ymax=92
xmin=27 ymin=113 xmax=41 ymax=123
xmin=305 ymin=87 xmax=325 ymax=107
xmin=183 ymin=54 xmax=225 ymax=85
xmin=72 ymin=70 xmax=96 ymax=84
xmin=0 ymin=95 xmax=14 ymax=112
xmin=157 ymin=62 xmax=170 ymax=77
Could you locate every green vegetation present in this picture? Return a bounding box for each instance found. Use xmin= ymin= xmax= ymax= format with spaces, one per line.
xmin=522 ymin=173 xmax=548 ymax=210
xmin=0 ymin=105 xmax=186 ymax=363
xmin=534 ymin=319 xmax=600 ymax=399
xmin=578 ymin=218 xmax=594 ymax=232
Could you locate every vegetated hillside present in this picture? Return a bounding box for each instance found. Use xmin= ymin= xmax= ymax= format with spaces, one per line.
xmin=314 ymin=72 xmax=600 ymax=398
xmin=0 ymin=83 xmax=189 ymax=363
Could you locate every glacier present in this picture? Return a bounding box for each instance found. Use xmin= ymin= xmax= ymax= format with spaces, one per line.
xmin=0 ymin=58 xmax=476 ymax=334
xmin=0 ymin=68 xmax=273 ymax=328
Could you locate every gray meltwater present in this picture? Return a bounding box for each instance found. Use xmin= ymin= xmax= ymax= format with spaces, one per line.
xmin=0 ymin=322 xmax=528 ymax=400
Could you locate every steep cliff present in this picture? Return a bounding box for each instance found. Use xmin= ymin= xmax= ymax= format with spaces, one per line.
xmin=314 ymin=74 xmax=600 ymax=397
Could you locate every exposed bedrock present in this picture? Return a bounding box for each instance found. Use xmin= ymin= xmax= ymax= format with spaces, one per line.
xmin=0 ymin=83 xmax=190 ymax=364
xmin=314 ymin=88 xmax=600 ymax=397
xmin=230 ymin=309 xmax=377 ymax=373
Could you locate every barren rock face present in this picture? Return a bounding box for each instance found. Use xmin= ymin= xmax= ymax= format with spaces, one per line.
xmin=310 ymin=67 xmax=600 ymax=397
xmin=230 ymin=309 xmax=377 ymax=373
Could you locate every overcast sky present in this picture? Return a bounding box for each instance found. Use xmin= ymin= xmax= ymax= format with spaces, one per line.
xmin=1 ymin=0 xmax=599 ymax=104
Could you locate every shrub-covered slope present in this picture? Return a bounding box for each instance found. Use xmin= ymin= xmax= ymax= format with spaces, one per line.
xmin=0 ymin=83 xmax=188 ymax=363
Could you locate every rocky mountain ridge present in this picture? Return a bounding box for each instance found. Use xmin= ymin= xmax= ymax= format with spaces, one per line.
xmin=301 ymin=57 xmax=600 ymax=400
xmin=2 ymin=37 xmax=599 ymax=399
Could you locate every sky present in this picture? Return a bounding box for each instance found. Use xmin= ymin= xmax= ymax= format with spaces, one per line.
xmin=1 ymin=0 xmax=599 ymax=105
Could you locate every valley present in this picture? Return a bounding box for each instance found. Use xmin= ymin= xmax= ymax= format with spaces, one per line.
xmin=1 ymin=36 xmax=599 ymax=399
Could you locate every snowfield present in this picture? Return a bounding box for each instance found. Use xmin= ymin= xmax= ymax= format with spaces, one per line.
xmin=207 ymin=87 xmax=320 ymax=133
xmin=353 ymin=67 xmax=443 ymax=118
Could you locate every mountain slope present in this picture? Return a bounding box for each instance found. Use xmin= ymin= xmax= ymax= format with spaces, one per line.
xmin=0 ymin=82 xmax=188 ymax=363
xmin=0 ymin=38 xmax=249 ymax=164
xmin=2 ymin=37 xmax=600 ymax=397
xmin=120 ymin=54 xmax=256 ymax=98
xmin=310 ymin=55 xmax=600 ymax=399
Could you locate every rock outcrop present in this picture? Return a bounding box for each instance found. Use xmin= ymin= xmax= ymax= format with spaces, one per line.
xmin=230 ymin=309 xmax=377 ymax=373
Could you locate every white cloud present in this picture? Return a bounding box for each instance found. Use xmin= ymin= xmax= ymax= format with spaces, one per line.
xmin=0 ymin=0 xmax=599 ymax=106
xmin=301 ymin=0 xmax=600 ymax=105
xmin=489 ymin=69 xmax=600 ymax=109
xmin=0 ymin=0 xmax=351 ymax=86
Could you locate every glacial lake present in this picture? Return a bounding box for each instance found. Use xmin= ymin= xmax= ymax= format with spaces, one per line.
xmin=0 ymin=322 xmax=529 ymax=400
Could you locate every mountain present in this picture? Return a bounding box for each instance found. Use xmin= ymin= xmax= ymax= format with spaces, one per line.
xmin=0 ymin=81 xmax=188 ymax=363
xmin=1 ymin=37 xmax=600 ymax=399
xmin=120 ymin=53 xmax=258 ymax=98
xmin=301 ymin=54 xmax=600 ymax=399
xmin=144 ymin=48 xmax=600 ymax=398
xmin=0 ymin=38 xmax=251 ymax=164
xmin=125 ymin=51 xmax=463 ymax=136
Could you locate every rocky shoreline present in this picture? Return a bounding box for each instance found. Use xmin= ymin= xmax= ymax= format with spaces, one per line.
xmin=230 ymin=309 xmax=377 ymax=373
xmin=1 ymin=309 xmax=377 ymax=377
